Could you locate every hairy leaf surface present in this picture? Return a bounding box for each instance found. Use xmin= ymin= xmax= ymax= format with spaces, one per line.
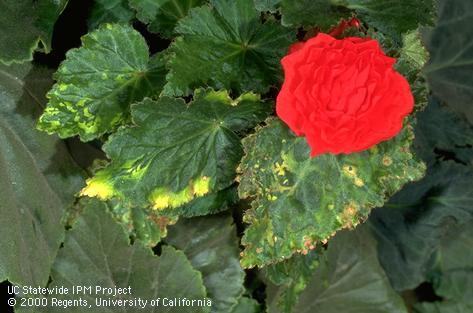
xmin=38 ymin=24 xmax=166 ymax=141
xmin=238 ymin=118 xmax=425 ymax=267
xmin=82 ymin=89 xmax=270 ymax=209
xmin=163 ymin=0 xmax=294 ymax=96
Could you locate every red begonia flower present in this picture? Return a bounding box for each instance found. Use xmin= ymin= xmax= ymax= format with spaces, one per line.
xmin=276 ymin=33 xmax=414 ymax=157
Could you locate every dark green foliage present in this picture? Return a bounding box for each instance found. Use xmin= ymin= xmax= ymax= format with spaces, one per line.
xmin=423 ymin=0 xmax=473 ymax=123
xmin=2 ymin=1 xmax=472 ymax=312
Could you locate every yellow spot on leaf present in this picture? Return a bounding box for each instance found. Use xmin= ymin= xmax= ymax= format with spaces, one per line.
xmin=383 ymin=155 xmax=393 ymax=166
xmin=274 ymin=162 xmax=286 ymax=176
xmin=343 ymin=165 xmax=357 ymax=176
xmin=339 ymin=204 xmax=358 ymax=228
xmin=80 ymin=176 xmax=114 ymax=200
xmin=193 ymin=176 xmax=210 ymax=196
xmin=354 ymin=177 xmax=364 ymax=187
xmin=149 ymin=176 xmax=212 ymax=210
xmin=58 ymin=84 xmax=68 ymax=91
xmin=150 ymin=192 xmax=170 ymax=210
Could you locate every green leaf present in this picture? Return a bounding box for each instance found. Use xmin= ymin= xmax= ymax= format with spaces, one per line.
xmin=414 ymin=302 xmax=473 ymax=313
xmin=231 ymin=297 xmax=261 ymax=313
xmin=162 ymin=186 xmax=239 ymax=217
xmin=17 ymin=199 xmax=210 ymax=313
xmin=370 ymin=162 xmax=473 ymax=291
xmin=414 ymin=97 xmax=473 ymax=165
xmin=398 ymin=30 xmax=429 ymax=73
xmin=0 ymin=0 xmax=68 ymax=64
xmin=38 ymin=23 xmax=166 ymax=141
xmin=395 ymin=30 xmax=429 ymax=110
xmin=267 ymin=226 xmax=407 ymax=313
xmin=129 ymin=0 xmax=206 ymax=38
xmin=163 ymin=0 xmax=295 ymax=96
xmin=254 ymin=0 xmax=351 ymax=29
xmin=88 ymin=0 xmax=135 ymax=29
xmin=264 ymin=250 xmax=319 ymax=313
xmin=431 ymin=221 xmax=473 ymax=303
xmin=107 ymin=199 xmax=178 ymax=247
xmin=238 ymin=118 xmax=425 ymax=267
xmin=334 ymin=0 xmax=435 ymax=41
xmin=166 ymin=214 xmax=245 ymax=313
xmin=82 ymin=89 xmax=270 ymax=210
xmin=414 ymin=221 xmax=473 ymax=313
xmin=0 ymin=63 xmax=83 ymax=286
xmin=254 ymin=0 xmax=281 ymax=12
xmin=423 ymin=0 xmax=473 ymax=123
xmin=280 ymin=0 xmax=350 ymax=30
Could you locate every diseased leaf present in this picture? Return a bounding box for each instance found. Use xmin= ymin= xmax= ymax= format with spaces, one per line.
xmin=267 ymin=226 xmax=407 ymax=313
xmin=107 ymin=199 xmax=178 ymax=247
xmin=38 ymin=23 xmax=166 ymax=141
xmin=370 ymin=162 xmax=473 ymax=291
xmin=166 ymin=214 xmax=245 ymax=313
xmin=81 ymin=89 xmax=270 ymax=210
xmin=162 ymin=186 xmax=238 ymax=218
xmin=163 ymin=0 xmax=294 ymax=96
xmin=0 ymin=0 xmax=68 ymax=64
xmin=238 ymin=118 xmax=425 ymax=267
xmin=333 ymin=0 xmax=435 ymax=41
xmin=423 ymin=0 xmax=473 ymax=123
xmin=88 ymin=0 xmax=134 ymax=29
xmin=129 ymin=0 xmax=205 ymax=38
xmin=0 ymin=63 xmax=83 ymax=286
xmin=17 ymin=199 xmax=210 ymax=313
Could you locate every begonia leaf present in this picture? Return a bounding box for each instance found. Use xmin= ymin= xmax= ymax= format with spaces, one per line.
xmin=38 ymin=24 xmax=166 ymax=141
xmin=238 ymin=118 xmax=425 ymax=267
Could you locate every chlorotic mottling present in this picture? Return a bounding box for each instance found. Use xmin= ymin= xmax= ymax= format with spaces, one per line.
xmin=238 ymin=118 xmax=426 ymax=268
xmin=37 ymin=23 xmax=167 ymax=141
xmin=81 ymin=174 xmax=116 ymax=200
xmin=84 ymin=89 xmax=271 ymax=209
